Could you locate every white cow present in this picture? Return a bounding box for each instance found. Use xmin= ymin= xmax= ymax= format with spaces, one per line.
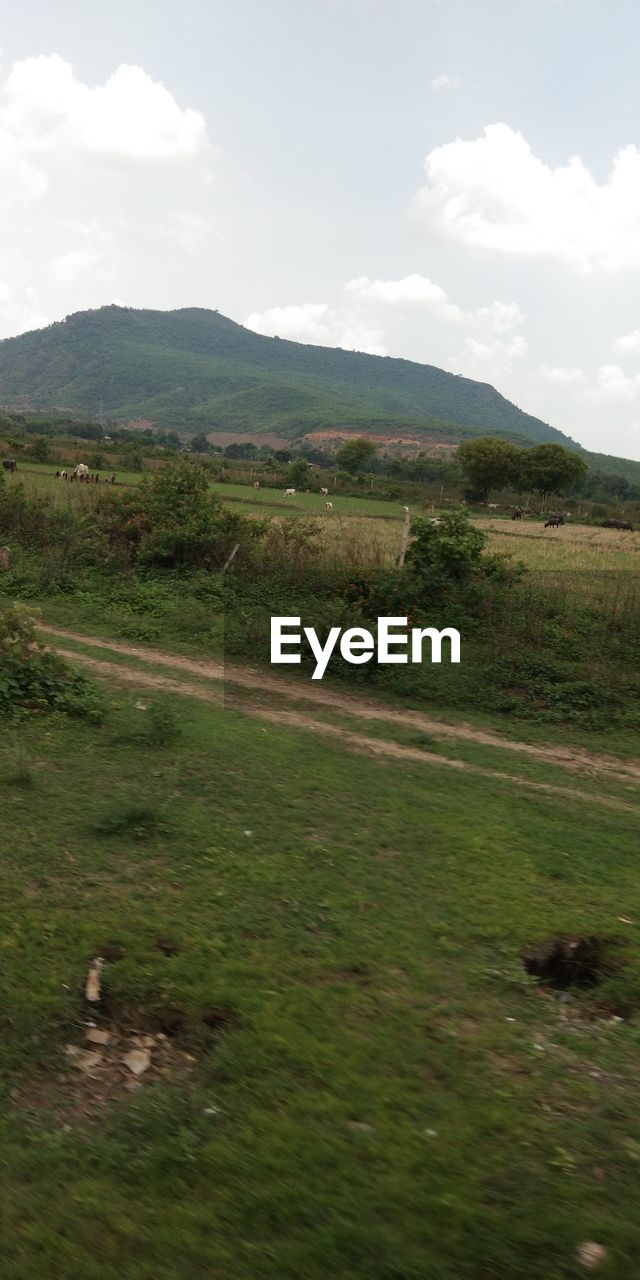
xmin=320 ymin=487 xmax=329 ymax=496
xmin=325 ymin=501 xmax=333 ymax=510
xmin=253 ymin=481 xmax=260 ymax=490
xmin=73 ymin=463 xmax=90 ymax=479
xmin=284 ymin=488 xmax=296 ymax=497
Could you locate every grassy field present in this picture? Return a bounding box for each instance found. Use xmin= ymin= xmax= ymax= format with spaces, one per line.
xmin=2 ymin=669 xmax=640 ymax=1278
xmin=9 ymin=467 xmax=640 ymax=574
xmin=9 ymin=462 xmax=146 ymax=489
xmin=483 ymin=519 xmax=640 ymax=573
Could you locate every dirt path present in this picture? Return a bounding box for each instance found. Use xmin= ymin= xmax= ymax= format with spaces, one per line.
xmin=49 ymin=641 xmax=640 ymax=815
xmin=41 ymin=623 xmax=640 ymax=786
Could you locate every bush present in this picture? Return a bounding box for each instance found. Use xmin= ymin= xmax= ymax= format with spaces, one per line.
xmin=96 ymin=459 xmax=260 ymax=571
xmin=0 ymin=605 xmax=103 ymax=721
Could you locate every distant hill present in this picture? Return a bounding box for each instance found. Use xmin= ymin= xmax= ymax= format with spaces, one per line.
xmin=0 ymin=304 xmax=577 ymax=450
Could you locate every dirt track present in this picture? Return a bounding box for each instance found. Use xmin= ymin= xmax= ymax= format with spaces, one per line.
xmin=39 ymin=625 xmax=640 ymax=813
xmin=40 ymin=624 xmax=640 ymax=785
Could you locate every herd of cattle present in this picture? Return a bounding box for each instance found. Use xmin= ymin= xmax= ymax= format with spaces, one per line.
xmin=0 ymin=461 xmax=636 ymax=531
xmin=55 ymin=464 xmax=116 ymax=483
xmin=509 ymin=508 xmax=634 ymax=532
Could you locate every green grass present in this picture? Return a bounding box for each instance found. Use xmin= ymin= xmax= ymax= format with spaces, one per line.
xmin=1 ymin=684 xmax=640 ymax=1277
xmin=10 ymin=462 xmax=146 ymax=489
xmin=210 ymin=480 xmax=408 ymax=520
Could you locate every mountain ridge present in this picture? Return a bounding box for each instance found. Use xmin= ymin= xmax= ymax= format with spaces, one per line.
xmin=0 ymin=304 xmax=598 ymax=458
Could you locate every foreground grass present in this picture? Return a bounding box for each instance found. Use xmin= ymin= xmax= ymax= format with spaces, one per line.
xmin=1 ymin=688 xmax=640 ymax=1277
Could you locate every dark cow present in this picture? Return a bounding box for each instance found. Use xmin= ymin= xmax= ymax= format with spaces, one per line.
xmin=544 ymin=515 xmax=564 ymax=528
xmin=511 ymin=509 xmax=523 ymax=520
xmin=2 ymin=458 xmax=17 ymax=473
xmin=602 ymin=519 xmax=634 ymax=531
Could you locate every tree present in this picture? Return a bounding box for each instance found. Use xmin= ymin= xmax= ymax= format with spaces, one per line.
xmin=288 ymin=457 xmax=309 ymax=487
xmin=456 ymin=437 xmax=521 ymax=500
xmin=335 ymin=437 xmax=377 ymax=475
xmin=27 ymin=437 xmax=51 ymax=463
xmin=191 ymin=433 xmax=211 ymax=453
xmin=519 ymin=444 xmax=587 ymax=500
xmin=223 ymin=442 xmax=258 ymax=460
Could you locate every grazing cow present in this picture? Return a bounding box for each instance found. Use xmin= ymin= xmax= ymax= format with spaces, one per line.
xmin=320 ymin=487 xmax=329 ymax=496
xmin=427 ymin=518 xmax=442 ymax=526
xmin=545 ymin=515 xmax=564 ymax=528
xmin=487 ymin=503 xmax=499 ymax=509
xmin=284 ymin=487 xmax=296 ymax=497
xmin=602 ymin=519 xmax=634 ymax=531
xmin=511 ymin=509 xmax=523 ymax=520
xmin=253 ymin=481 xmax=260 ymax=490
xmin=2 ymin=458 xmax=17 ymax=473
xmin=325 ymin=501 xmax=333 ymax=510
xmin=402 ymin=505 xmax=409 ymax=513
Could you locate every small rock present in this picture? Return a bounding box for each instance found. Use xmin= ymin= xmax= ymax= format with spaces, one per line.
xmin=131 ymin=1034 xmax=156 ymax=1049
xmin=72 ymin=1050 xmax=103 ymax=1074
xmin=576 ymin=1242 xmax=608 ymax=1270
xmin=85 ymin=958 xmax=103 ymax=1004
xmin=123 ymin=1048 xmax=151 ymax=1076
xmin=85 ymin=1028 xmax=111 ymax=1046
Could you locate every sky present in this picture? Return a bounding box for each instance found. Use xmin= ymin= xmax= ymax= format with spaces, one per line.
xmin=3 ymin=0 xmax=640 ymax=458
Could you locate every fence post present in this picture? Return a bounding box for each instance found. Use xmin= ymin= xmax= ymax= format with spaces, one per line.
xmin=397 ymin=509 xmax=411 ymax=569
xmin=221 ymin=543 xmax=241 ymax=574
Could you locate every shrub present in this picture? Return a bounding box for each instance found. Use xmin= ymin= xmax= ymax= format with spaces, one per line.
xmin=96 ymin=459 xmax=260 ymax=571
xmin=0 ymin=604 xmax=103 ymax=721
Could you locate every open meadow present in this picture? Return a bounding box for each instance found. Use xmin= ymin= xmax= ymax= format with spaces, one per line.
xmin=8 ymin=466 xmax=640 ymax=576
xmin=1 ymin=647 xmax=640 ymax=1279
xmin=1 ymin=457 xmax=639 ymax=1277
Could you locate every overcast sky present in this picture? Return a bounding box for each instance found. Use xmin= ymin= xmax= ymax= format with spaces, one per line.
xmin=3 ymin=0 xmax=640 ymax=458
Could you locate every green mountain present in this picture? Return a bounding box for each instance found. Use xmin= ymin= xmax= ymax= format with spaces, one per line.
xmin=0 ymin=304 xmax=577 ymax=450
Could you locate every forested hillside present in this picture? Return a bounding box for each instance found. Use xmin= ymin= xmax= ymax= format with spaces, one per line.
xmin=0 ymin=305 xmax=576 ymax=447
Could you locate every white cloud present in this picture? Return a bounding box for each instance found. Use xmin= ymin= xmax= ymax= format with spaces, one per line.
xmin=431 ymin=74 xmax=460 ymax=92
xmin=1 ymin=55 xmax=209 ymax=165
xmin=540 ymin=365 xmax=586 ymax=385
xmin=156 ymin=211 xmax=220 ymax=251
xmin=244 ymin=302 xmax=386 ymax=355
xmin=449 ymin=334 xmax=528 ymax=380
xmin=345 ymin=272 xmax=462 ymax=321
xmin=594 ymin=363 xmax=640 ymax=400
xmin=345 ymin=273 xmax=525 ymax=336
xmin=412 ymin=122 xmax=640 ymax=271
xmin=612 ymin=329 xmax=640 ymax=355
xmin=49 ymin=248 xmax=104 ymax=284
xmin=0 ymin=55 xmax=217 ymax=338
xmin=245 ymin=275 xmax=527 ymax=379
